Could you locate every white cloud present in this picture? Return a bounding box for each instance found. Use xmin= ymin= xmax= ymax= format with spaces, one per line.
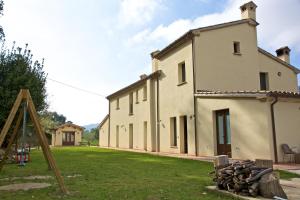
xmin=118 ymin=0 xmax=163 ymax=26
xmin=128 ymin=0 xmax=300 ymax=55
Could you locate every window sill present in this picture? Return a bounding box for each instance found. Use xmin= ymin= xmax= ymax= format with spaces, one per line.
xmin=116 ymin=108 xmax=120 ymax=110
xmin=177 ymin=81 xmax=187 ymax=86
xmin=135 ymin=102 xmax=139 ymax=104
xmin=129 ymin=113 xmax=134 ymax=116
xmin=143 ymin=99 xmax=147 ymax=101
xmin=233 ymin=52 xmax=242 ymax=56
xmin=170 ymin=146 xmax=178 ymax=149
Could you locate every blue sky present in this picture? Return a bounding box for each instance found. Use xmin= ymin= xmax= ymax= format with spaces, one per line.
xmin=1 ymin=0 xmax=299 ymax=125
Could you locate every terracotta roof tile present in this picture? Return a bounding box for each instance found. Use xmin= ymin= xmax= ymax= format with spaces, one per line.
xmin=195 ymin=90 xmax=300 ymax=98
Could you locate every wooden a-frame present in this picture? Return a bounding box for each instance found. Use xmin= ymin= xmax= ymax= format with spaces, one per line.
xmin=0 ymin=89 xmax=68 ymax=194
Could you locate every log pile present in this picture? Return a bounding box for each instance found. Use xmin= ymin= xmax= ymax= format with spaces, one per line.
xmin=213 ymin=160 xmax=280 ymax=197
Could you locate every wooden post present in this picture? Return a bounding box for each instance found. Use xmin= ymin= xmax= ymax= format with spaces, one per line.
xmin=0 ymin=89 xmax=68 ymax=194
xmin=25 ymin=90 xmax=68 ymax=194
xmin=0 ymin=90 xmax=25 ymax=147
xmin=0 ymin=110 xmax=23 ymax=171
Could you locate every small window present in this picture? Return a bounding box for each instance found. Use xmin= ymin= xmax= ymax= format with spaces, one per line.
xmin=259 ymin=72 xmax=269 ymax=90
xmin=143 ymin=86 xmax=147 ymax=101
xmin=178 ymin=62 xmax=186 ymax=84
xmin=135 ymin=90 xmax=139 ymax=103
xmin=116 ymin=98 xmax=120 ymax=110
xmin=170 ymin=117 xmax=177 ymax=147
xmin=129 ymin=92 xmax=133 ymax=115
xmin=233 ymin=42 xmax=240 ymax=54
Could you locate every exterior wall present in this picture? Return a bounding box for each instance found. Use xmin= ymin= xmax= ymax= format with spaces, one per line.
xmin=52 ymin=125 xmax=83 ymax=146
xmin=196 ymin=97 xmax=273 ymax=160
xmin=274 ymin=99 xmax=300 ymax=162
xmin=52 ymin=132 xmax=62 ymax=146
xmin=99 ymin=118 xmax=109 ymax=147
xmin=105 ymin=16 xmax=299 ymax=158
xmin=108 ymin=79 xmax=157 ymax=151
xmin=258 ymin=52 xmax=298 ymax=92
xmin=193 ymin=22 xmax=298 ymax=93
xmin=155 ymin=41 xmax=196 ymax=155
xmin=194 ymin=23 xmax=260 ymax=91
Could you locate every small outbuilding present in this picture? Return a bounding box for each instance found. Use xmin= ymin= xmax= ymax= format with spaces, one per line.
xmin=51 ymin=123 xmax=84 ymax=146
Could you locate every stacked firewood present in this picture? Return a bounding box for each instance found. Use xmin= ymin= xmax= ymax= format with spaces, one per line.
xmin=213 ymin=160 xmax=273 ymax=197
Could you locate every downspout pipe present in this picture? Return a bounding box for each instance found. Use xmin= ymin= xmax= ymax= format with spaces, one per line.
xmin=270 ymin=96 xmax=278 ymax=163
xmin=108 ymin=101 xmax=111 ymax=147
xmin=192 ymin=37 xmax=198 ymax=156
xmin=156 ymin=76 xmax=160 ymax=152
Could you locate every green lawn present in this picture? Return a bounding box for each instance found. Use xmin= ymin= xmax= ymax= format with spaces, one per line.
xmin=0 ymin=147 xmax=235 ymax=200
xmin=275 ymin=169 xmax=300 ymax=180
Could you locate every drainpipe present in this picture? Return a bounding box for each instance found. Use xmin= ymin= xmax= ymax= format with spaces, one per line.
xmin=192 ymin=37 xmax=198 ymax=156
xmin=270 ymin=96 xmax=278 ymax=163
xmin=108 ymin=101 xmax=111 ymax=147
xmin=156 ymin=76 xmax=160 ymax=152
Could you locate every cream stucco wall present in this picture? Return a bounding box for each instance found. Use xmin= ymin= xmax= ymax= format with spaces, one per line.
xmin=274 ymin=99 xmax=300 ymax=162
xmin=194 ymin=23 xmax=260 ymax=91
xmin=109 ymin=79 xmax=158 ymax=152
xmin=104 ymin=10 xmax=299 ymax=160
xmin=258 ymin=52 xmax=298 ymax=92
xmin=99 ymin=117 xmax=109 ymax=147
xmin=196 ymin=97 xmax=273 ymax=160
xmin=193 ymin=22 xmax=298 ymax=92
xmin=52 ymin=125 xmax=82 ymax=146
xmin=155 ymin=41 xmax=196 ymax=155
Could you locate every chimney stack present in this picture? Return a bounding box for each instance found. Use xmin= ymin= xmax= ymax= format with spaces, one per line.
xmin=276 ymin=46 xmax=291 ymax=64
xmin=151 ymin=50 xmax=160 ymax=72
xmin=240 ymin=1 xmax=257 ymax=21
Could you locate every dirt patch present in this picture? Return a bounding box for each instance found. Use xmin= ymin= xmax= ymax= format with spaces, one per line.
xmin=67 ymin=174 xmax=82 ymax=178
xmin=0 ymin=182 xmax=51 ymax=191
xmin=0 ymin=175 xmax=53 ymax=181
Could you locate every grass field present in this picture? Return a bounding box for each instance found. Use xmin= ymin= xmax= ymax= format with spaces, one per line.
xmin=0 ymin=147 xmax=299 ymax=200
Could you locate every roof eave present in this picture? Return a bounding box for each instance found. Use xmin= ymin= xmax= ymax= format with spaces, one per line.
xmin=153 ymin=19 xmax=258 ymax=60
xmin=106 ymin=70 xmax=161 ymax=100
xmin=258 ymin=47 xmax=300 ymax=74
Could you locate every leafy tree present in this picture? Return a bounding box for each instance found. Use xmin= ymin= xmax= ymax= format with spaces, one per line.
xmin=40 ymin=111 xmax=66 ymax=137
xmin=83 ymin=128 xmax=99 ymax=145
xmin=0 ymin=0 xmax=4 ymax=40
xmin=0 ymin=42 xmax=47 ymax=129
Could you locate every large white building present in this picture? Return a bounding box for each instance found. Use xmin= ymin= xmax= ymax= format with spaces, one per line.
xmin=99 ymin=1 xmax=300 ymax=163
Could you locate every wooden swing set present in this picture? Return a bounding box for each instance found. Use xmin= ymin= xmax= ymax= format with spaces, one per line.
xmin=0 ymin=89 xmax=67 ymax=194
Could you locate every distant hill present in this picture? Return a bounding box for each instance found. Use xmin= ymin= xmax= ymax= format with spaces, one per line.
xmin=83 ymin=123 xmax=99 ymax=131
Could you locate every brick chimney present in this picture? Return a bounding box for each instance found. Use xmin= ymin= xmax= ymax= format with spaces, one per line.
xmin=240 ymin=1 xmax=257 ymax=21
xmin=276 ymin=46 xmax=291 ymax=64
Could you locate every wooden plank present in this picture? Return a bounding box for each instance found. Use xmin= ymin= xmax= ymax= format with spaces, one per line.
xmin=0 ymin=110 xmax=23 ymax=171
xmin=0 ymin=90 xmax=25 ymax=147
xmin=27 ymin=102 xmax=52 ymax=170
xmin=25 ymin=90 xmax=68 ymax=194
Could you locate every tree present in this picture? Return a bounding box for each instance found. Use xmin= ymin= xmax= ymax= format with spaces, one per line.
xmin=0 ymin=42 xmax=47 ymax=129
xmin=83 ymin=128 xmax=99 ymax=145
xmin=40 ymin=111 xmax=66 ymax=137
xmin=0 ymin=0 xmax=4 ymax=40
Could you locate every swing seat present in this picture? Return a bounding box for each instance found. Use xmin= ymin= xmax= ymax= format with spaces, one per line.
xmin=15 ymin=149 xmax=30 ymax=163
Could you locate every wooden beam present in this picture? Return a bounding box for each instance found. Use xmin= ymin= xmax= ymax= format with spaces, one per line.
xmin=27 ymin=102 xmax=52 ymax=170
xmin=25 ymin=90 xmax=68 ymax=194
xmin=0 ymin=90 xmax=25 ymax=147
xmin=0 ymin=110 xmax=23 ymax=171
